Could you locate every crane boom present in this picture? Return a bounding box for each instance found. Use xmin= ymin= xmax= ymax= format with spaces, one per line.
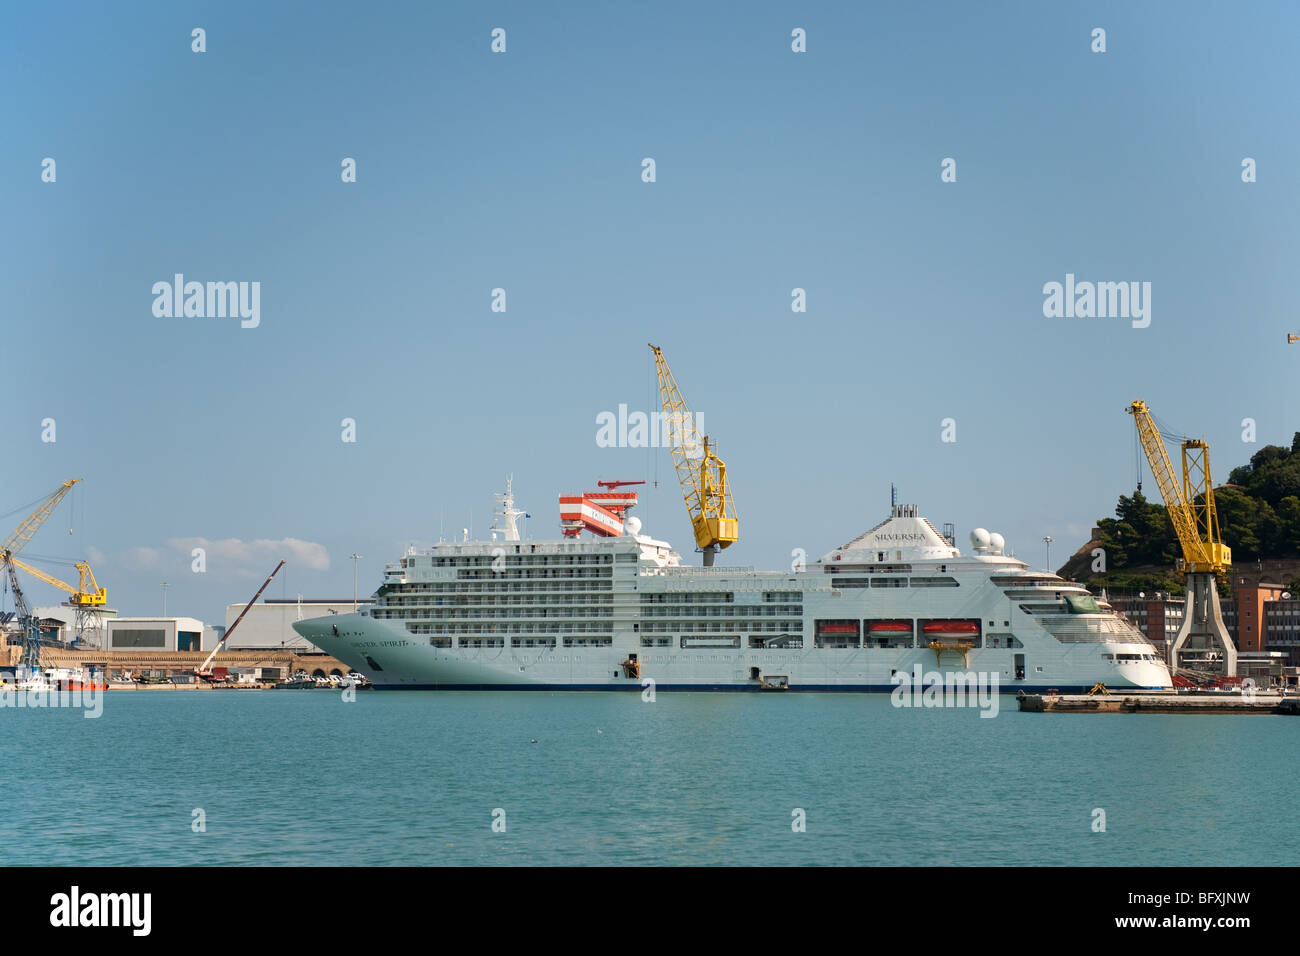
xmin=1 ymin=479 xmax=80 ymax=558
xmin=649 ymin=344 xmax=738 ymax=565
xmin=6 ymin=557 xmax=72 ymax=596
xmin=197 ymin=559 xmax=285 ymax=675
xmin=1127 ymin=400 xmax=1230 ymax=574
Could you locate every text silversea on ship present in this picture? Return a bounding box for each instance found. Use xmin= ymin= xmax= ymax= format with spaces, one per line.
xmin=293 ymin=481 xmax=1170 ymax=692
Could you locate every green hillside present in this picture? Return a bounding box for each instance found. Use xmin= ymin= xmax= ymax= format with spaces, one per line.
xmin=1063 ymin=434 xmax=1300 ymax=594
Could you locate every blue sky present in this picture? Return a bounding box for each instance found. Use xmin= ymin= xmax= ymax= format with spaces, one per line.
xmin=3 ymin=1 xmax=1299 ymax=625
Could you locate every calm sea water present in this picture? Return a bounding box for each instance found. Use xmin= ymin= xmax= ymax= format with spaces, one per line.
xmin=4 ymin=690 xmax=1297 ymax=866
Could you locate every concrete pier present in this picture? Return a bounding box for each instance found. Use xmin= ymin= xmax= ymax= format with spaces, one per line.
xmin=1018 ymin=689 xmax=1296 ymax=714
xmin=6 ymin=645 xmax=354 ymax=680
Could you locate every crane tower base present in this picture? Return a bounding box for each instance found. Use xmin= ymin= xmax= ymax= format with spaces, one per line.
xmin=1170 ymin=573 xmax=1238 ymax=678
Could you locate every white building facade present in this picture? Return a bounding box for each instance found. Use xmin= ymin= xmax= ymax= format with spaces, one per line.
xmin=223 ymin=599 xmax=375 ymax=651
xmin=106 ymin=617 xmax=208 ymax=651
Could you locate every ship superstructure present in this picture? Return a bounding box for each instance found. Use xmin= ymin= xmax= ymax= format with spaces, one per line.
xmin=293 ymin=483 xmax=1170 ymax=692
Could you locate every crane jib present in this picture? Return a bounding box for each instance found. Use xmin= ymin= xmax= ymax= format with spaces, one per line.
xmin=198 ymin=559 xmax=286 ymax=674
xmin=1 ymin=479 xmax=81 ymax=556
xmin=1127 ymin=400 xmax=1230 ymax=575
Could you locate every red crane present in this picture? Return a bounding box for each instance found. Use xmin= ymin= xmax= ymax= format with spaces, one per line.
xmin=195 ymin=560 xmax=286 ymax=680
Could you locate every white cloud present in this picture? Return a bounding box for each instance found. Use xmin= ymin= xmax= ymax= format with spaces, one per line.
xmin=166 ymin=537 xmax=330 ymax=572
xmin=125 ymin=546 xmax=162 ymax=568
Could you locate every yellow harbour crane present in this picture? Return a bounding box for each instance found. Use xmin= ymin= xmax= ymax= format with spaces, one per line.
xmin=1127 ymin=400 xmax=1236 ymax=676
xmin=650 ymin=344 xmax=738 ymax=566
xmin=2 ymin=479 xmax=108 ymax=643
xmin=5 ymin=558 xmax=107 ymax=607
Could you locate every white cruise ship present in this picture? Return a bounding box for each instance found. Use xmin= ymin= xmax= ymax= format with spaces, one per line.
xmin=293 ymin=481 xmax=1171 ymax=692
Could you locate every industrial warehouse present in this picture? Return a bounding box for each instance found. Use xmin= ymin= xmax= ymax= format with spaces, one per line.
xmin=0 ymin=480 xmax=367 ymax=688
xmin=1 ymin=595 xmax=370 ymax=687
xmin=14 ymin=599 xmax=373 ymax=687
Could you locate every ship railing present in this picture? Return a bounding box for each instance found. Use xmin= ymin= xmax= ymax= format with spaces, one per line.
xmin=658 ymin=565 xmax=758 ymax=574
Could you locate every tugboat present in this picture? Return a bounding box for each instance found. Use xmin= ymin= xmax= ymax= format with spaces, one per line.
xmin=7 ymin=667 xmax=108 ymax=691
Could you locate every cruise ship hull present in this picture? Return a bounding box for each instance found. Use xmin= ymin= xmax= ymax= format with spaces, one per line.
xmin=295 ymin=611 xmax=1170 ymax=693
xmin=293 ymin=500 xmax=1173 ymax=694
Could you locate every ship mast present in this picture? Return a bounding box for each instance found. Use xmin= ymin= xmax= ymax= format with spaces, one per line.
xmin=490 ymin=476 xmax=527 ymax=542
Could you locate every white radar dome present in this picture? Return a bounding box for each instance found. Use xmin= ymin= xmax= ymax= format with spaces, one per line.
xmin=988 ymin=532 xmax=1005 ymax=554
xmin=624 ymin=515 xmax=643 ymax=536
xmin=970 ymin=528 xmax=991 ymax=550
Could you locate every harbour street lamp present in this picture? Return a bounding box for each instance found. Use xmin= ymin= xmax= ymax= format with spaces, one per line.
xmin=350 ymin=554 xmax=361 ymax=610
xmin=1043 ymin=536 xmax=1053 ymax=571
xmin=162 ymin=581 xmax=170 ymax=617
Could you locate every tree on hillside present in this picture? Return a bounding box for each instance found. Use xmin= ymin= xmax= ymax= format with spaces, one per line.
xmin=1225 ymin=440 xmax=1300 ymax=508
xmin=1216 ymin=487 xmax=1265 ymax=560
xmin=1109 ymin=491 xmax=1178 ymax=566
xmin=1075 ymin=437 xmax=1300 ymax=594
xmin=1274 ymin=496 xmax=1300 ymax=554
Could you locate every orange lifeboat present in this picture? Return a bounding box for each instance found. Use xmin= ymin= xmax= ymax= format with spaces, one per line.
xmin=922 ymin=620 xmax=978 ymax=639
